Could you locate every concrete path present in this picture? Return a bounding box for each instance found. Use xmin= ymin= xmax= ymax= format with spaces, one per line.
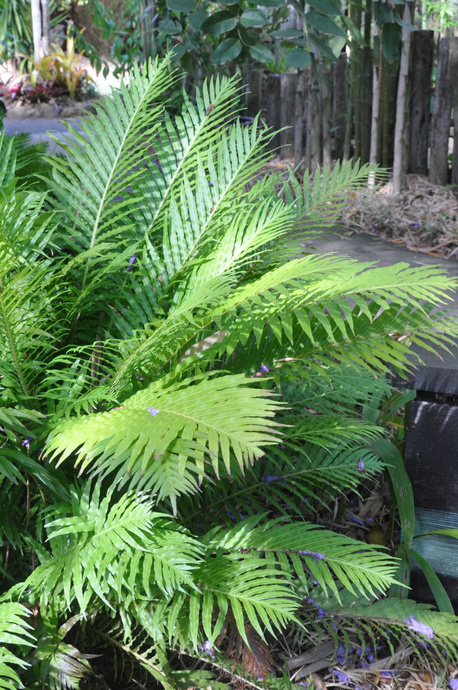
xmin=4 ymin=117 xmax=82 ymax=153
xmin=305 ymin=227 xmax=458 ymax=317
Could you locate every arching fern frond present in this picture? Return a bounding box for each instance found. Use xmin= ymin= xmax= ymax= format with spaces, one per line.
xmin=22 ymin=483 xmax=202 ymax=611
xmin=0 ymin=602 xmax=35 ymax=689
xmin=46 ymin=374 xmax=283 ymax=508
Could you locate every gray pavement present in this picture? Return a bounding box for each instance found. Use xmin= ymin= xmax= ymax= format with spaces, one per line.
xmin=304 ymin=227 xmax=458 ymax=317
xmin=4 ymin=117 xmax=82 ymax=153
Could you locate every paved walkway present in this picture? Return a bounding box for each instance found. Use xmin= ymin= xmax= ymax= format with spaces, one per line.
xmin=306 ymin=227 xmax=458 ymax=317
xmin=4 ymin=117 xmax=82 ymax=153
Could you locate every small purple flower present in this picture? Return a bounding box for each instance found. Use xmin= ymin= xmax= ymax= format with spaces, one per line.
xmin=262 ymin=475 xmax=283 ymax=484
xmin=404 ymin=616 xmax=434 ymax=639
xmin=358 ymin=459 xmax=366 ymax=473
xmin=255 ymin=364 xmax=270 ymax=377
xmin=449 ymin=679 xmax=458 ymax=690
xmin=147 ymin=407 xmax=159 ymax=417
xmin=380 ymin=670 xmax=393 ymax=678
xmin=21 ymin=437 xmax=32 ymax=451
xmin=335 ymin=643 xmax=347 ymax=664
xmin=332 ymin=669 xmax=351 ymax=684
xmin=201 ymin=640 xmax=215 ymax=658
xmin=127 ymin=254 xmax=137 ymax=272
xmin=346 ymin=514 xmax=366 ymax=528
xmin=298 ymin=550 xmax=325 ymax=560
xmin=317 ymin=606 xmax=326 ymax=618
xmin=413 ymin=222 xmax=420 ymax=229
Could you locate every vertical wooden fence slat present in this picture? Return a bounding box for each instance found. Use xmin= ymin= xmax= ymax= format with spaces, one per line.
xmin=429 ymin=37 xmax=458 ymax=185
xmin=408 ymin=31 xmax=434 ymax=175
xmin=332 ymin=54 xmax=347 ymax=161
xmin=320 ymin=62 xmax=332 ymax=169
xmin=280 ymin=73 xmax=297 ymax=159
xmin=265 ymin=73 xmax=282 ymax=151
xmin=294 ymin=70 xmax=308 ymax=168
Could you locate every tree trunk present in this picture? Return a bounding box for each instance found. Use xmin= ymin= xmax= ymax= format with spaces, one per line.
xmin=350 ymin=3 xmax=362 ymax=159
xmin=452 ymin=88 xmax=458 ymax=188
xmin=392 ymin=0 xmax=414 ymax=194
xmin=360 ymin=0 xmax=373 ymax=163
xmin=408 ymin=30 xmax=434 ymax=175
xmin=40 ymin=0 xmax=51 ymax=55
xmin=31 ymin=0 xmax=51 ymax=61
xmin=31 ymin=0 xmax=42 ymax=62
xmin=369 ymin=22 xmax=381 ymax=187
xmin=308 ymin=58 xmax=322 ymax=171
xmin=430 ymin=37 xmax=458 ymax=185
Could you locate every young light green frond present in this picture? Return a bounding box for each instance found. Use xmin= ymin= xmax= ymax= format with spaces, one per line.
xmin=48 ymin=56 xmax=176 ymax=295
xmin=283 ymin=159 xmax=381 ymax=232
xmin=205 ymin=520 xmax=398 ymax=601
xmin=0 ymin=601 xmax=35 ymax=689
xmin=0 ymin=255 xmax=63 ymax=401
xmin=285 ymin=415 xmax=383 ymax=449
xmin=178 ymin=555 xmax=299 ymax=646
xmin=23 ymin=484 xmax=201 ymax=610
xmin=136 ymin=75 xmax=248 ymax=240
xmin=107 ymin=275 xmax=235 ymax=397
xmin=46 ymin=374 xmax=283 ymax=506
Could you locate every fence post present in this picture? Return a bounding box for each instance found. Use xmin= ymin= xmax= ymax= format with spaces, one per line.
xmin=429 ymin=37 xmax=458 ymax=185
xmin=408 ymin=31 xmax=434 ymax=175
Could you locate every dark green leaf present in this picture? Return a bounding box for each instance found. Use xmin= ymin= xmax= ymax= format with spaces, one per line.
xmin=201 ymin=11 xmax=238 ymax=35
xmin=307 ymin=0 xmax=341 ymax=16
xmin=256 ymin=0 xmax=285 ymax=6
xmin=341 ymin=15 xmax=364 ymax=44
xmin=188 ymin=8 xmax=207 ymax=30
xmin=271 ymin=28 xmax=304 ymax=39
xmin=381 ymin=22 xmax=401 ymax=63
xmin=158 ymin=18 xmax=182 ymax=35
xmin=240 ymin=9 xmax=269 ymax=27
xmin=328 ymin=35 xmax=346 ymax=58
xmin=249 ymin=44 xmax=275 ymax=63
xmin=237 ymin=25 xmax=256 ymax=47
xmin=411 ymin=549 xmax=455 ymax=614
xmin=309 ymin=33 xmax=338 ymax=61
xmin=286 ymin=47 xmax=312 ymax=69
xmin=211 ymin=38 xmax=243 ymax=64
xmin=166 ymin=0 xmax=195 ymax=12
xmin=375 ymin=2 xmax=395 ymax=24
xmin=394 ymin=14 xmax=415 ymax=31
xmin=306 ymin=10 xmax=346 ymax=38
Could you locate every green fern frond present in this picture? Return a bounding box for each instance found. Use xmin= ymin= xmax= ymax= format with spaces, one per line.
xmin=46 ymin=374 xmax=283 ymax=506
xmin=0 ymin=601 xmax=35 ymax=689
xmin=318 ymin=594 xmax=458 ymax=662
xmin=23 ymin=483 xmax=201 ymax=611
xmin=204 ymin=519 xmax=398 ymax=601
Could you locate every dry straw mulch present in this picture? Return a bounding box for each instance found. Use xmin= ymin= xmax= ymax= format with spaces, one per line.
xmin=340 ymin=175 xmax=458 ymax=259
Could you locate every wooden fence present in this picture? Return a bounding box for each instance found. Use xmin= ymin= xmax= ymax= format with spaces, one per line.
xmin=243 ymin=32 xmax=458 ymax=188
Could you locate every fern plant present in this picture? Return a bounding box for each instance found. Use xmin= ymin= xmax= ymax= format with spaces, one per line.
xmin=1 ymin=55 xmax=458 ymax=688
